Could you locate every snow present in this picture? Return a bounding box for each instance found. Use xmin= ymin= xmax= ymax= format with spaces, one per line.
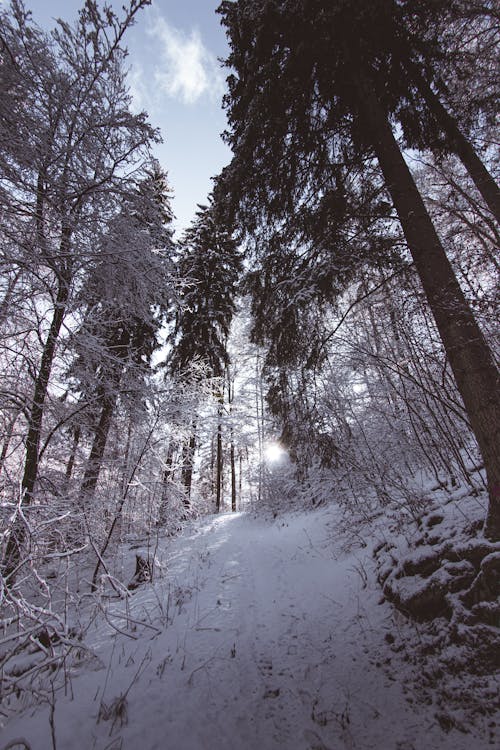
xmin=1 ymin=505 xmax=496 ymax=749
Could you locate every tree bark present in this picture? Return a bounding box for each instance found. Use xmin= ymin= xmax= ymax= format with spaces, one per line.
xmin=181 ymin=428 xmax=196 ymax=506
xmin=230 ymin=431 xmax=237 ymax=512
xmin=0 ymin=269 xmax=21 ymax=329
xmin=158 ymin=442 xmax=178 ymax=526
xmin=80 ymin=389 xmax=119 ymax=504
xmin=90 ymin=416 xmax=159 ymax=591
xmin=216 ymin=410 xmax=223 ymax=513
xmin=65 ymin=425 xmax=81 ymax=483
xmin=410 ymin=65 xmax=500 ymax=224
xmin=80 ymin=322 xmax=133 ymax=506
xmin=2 ymin=263 xmax=71 ymax=579
xmin=22 ymin=278 xmax=71 ymax=503
xmin=356 ymin=78 xmax=500 ymax=539
xmin=0 ymin=409 xmax=19 ymax=478
xmin=227 ymin=367 xmax=237 ymax=512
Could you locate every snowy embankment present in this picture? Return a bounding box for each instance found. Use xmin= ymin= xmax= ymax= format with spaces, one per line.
xmin=1 ymin=505 xmax=497 ymax=749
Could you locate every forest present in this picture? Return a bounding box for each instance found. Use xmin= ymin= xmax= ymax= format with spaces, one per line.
xmin=0 ymin=0 xmax=499 ymax=748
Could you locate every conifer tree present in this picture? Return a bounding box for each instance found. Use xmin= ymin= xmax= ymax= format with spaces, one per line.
xmin=217 ymin=0 xmax=500 ymax=539
xmin=76 ymin=163 xmax=175 ymax=503
xmin=167 ymin=200 xmax=242 ymax=504
xmin=169 ymin=201 xmax=242 ymax=377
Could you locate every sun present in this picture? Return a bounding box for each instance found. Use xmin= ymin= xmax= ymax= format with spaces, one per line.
xmin=264 ymin=442 xmax=285 ymax=463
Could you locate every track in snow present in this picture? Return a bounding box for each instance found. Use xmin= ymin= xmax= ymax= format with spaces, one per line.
xmin=1 ymin=509 xmax=487 ymax=750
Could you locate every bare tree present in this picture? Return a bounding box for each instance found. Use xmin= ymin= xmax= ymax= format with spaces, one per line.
xmin=1 ymin=0 xmax=157 ymax=578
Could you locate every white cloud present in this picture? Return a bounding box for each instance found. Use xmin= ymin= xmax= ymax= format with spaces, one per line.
xmin=127 ymin=63 xmax=151 ymax=114
xmin=149 ymin=16 xmax=224 ymax=105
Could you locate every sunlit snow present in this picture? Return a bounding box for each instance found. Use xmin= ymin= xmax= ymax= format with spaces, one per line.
xmin=2 ymin=505 xmax=488 ymax=750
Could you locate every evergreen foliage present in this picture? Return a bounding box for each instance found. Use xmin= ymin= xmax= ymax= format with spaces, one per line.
xmin=216 ymin=0 xmax=500 ymax=538
xmin=168 ymin=200 xmax=242 ymax=378
xmin=73 ymin=163 xmax=175 ymax=500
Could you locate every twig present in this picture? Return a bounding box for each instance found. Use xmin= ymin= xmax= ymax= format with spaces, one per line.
xmin=105 ymin=610 xmax=161 ymax=635
xmin=101 ymin=609 xmax=138 ymax=640
xmin=49 ymin=681 xmax=57 ymax=750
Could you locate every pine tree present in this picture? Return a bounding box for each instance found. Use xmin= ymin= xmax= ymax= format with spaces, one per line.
xmin=216 ymin=0 xmax=500 ymax=539
xmin=167 ymin=200 xmax=242 ymax=505
xmin=169 ymin=201 xmax=242 ymax=377
xmin=76 ymin=163 xmax=175 ymax=504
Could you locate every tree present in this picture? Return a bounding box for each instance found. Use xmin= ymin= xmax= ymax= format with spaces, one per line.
xmin=216 ymin=0 xmax=500 ymax=539
xmin=167 ymin=199 xmax=242 ymax=507
xmin=397 ymin=0 xmax=500 ymax=222
xmin=169 ymin=201 xmax=242 ymax=378
xmin=75 ymin=163 xmax=175 ymax=504
xmin=1 ymin=0 xmax=157 ymax=578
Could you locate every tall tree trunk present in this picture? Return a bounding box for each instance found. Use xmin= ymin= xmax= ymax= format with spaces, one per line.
xmin=80 ymin=388 xmax=119 ymax=504
xmin=90 ymin=417 xmax=159 ymax=592
xmin=181 ymin=427 xmax=196 ymax=506
xmin=255 ymin=354 xmax=264 ymax=505
xmin=80 ymin=322 xmax=132 ymax=506
xmin=121 ymin=418 xmax=133 ymax=493
xmin=158 ymin=442 xmax=176 ymax=526
xmin=65 ymin=425 xmax=81 ymax=483
xmin=216 ymin=408 xmax=223 ymax=513
xmin=22 ymin=278 xmax=71 ymax=503
xmin=0 ymin=409 xmax=19 ymax=478
xmin=356 ymin=77 xmax=500 ymax=540
xmin=230 ymin=431 xmax=236 ymax=512
xmin=227 ymin=366 xmax=237 ymax=512
xmin=0 ymin=269 xmax=21 ymax=329
xmin=239 ymin=452 xmax=243 ymax=501
xmin=409 ymin=65 xmax=500 ymax=224
xmin=2 ymin=259 xmax=71 ymax=579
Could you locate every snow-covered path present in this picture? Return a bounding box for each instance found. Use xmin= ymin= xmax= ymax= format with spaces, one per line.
xmin=1 ymin=508 xmax=489 ymax=749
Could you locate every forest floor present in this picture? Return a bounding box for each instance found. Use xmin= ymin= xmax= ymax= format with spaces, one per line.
xmin=1 ymin=502 xmax=498 ymax=750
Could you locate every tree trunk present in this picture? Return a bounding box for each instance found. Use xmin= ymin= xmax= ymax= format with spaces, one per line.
xmin=2 ymin=265 xmax=71 ymax=579
xmin=23 ymin=278 xmax=71 ymax=503
xmin=65 ymin=425 xmax=81 ymax=483
xmin=0 ymin=409 xmax=19 ymax=478
xmin=158 ymin=443 xmax=176 ymax=526
xmin=181 ymin=428 xmax=196 ymax=506
xmin=410 ymin=65 xmax=500 ymax=224
xmin=0 ymin=269 xmax=21 ymax=329
xmin=239 ymin=452 xmax=243 ymax=501
xmin=230 ymin=431 xmax=236 ymax=512
xmin=121 ymin=418 xmax=133 ymax=493
xmin=255 ymin=354 xmax=264 ymax=505
xmin=80 ymin=321 xmax=133 ymax=507
xmin=90 ymin=417 xmax=159 ymax=592
xmin=227 ymin=366 xmax=237 ymax=512
xmin=356 ymin=78 xmax=500 ymax=539
xmin=216 ymin=411 xmax=223 ymax=513
xmin=80 ymin=389 xmax=119 ymax=504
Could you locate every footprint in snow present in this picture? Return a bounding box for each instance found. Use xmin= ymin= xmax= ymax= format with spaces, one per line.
xmin=258 ymin=657 xmax=273 ymax=676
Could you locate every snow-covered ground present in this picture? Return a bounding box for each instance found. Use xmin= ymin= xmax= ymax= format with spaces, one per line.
xmin=1 ymin=505 xmax=496 ymax=749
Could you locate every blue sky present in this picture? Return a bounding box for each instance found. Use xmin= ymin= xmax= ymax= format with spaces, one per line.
xmin=27 ymin=0 xmax=232 ymax=235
